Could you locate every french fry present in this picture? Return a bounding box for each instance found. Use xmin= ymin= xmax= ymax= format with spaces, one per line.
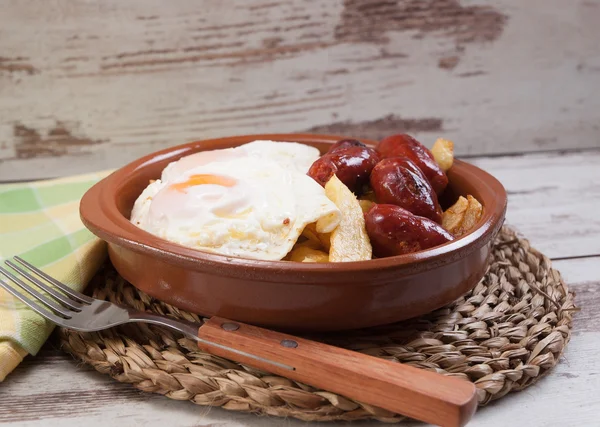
xmin=431 ymin=138 xmax=454 ymax=172
xmin=360 ymin=190 xmax=377 ymax=202
xmin=318 ymin=231 xmax=332 ymax=252
xmin=442 ymin=195 xmax=483 ymax=237
xmin=315 ymin=209 xmax=341 ymax=234
xmin=301 ymin=223 xmax=322 ymax=246
xmin=287 ymin=245 xmax=329 ymax=263
xmin=295 ymin=238 xmax=324 ymax=251
xmin=455 ymin=195 xmax=483 ymax=237
xmin=358 ymin=199 xmax=375 ymax=214
xmin=442 ymin=196 xmax=468 ymax=234
xmin=302 ymin=222 xmax=331 ymax=252
xmin=324 ymin=175 xmax=372 ymax=262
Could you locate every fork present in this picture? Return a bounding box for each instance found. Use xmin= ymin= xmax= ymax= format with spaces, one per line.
xmin=0 ymin=256 xmax=477 ymax=427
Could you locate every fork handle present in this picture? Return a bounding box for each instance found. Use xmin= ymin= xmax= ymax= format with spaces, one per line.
xmin=197 ymin=317 xmax=477 ymax=427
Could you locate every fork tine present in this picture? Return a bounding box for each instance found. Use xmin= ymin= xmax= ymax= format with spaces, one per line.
xmin=0 ymin=278 xmax=68 ymax=326
xmin=13 ymin=256 xmax=93 ymax=304
xmin=0 ymin=267 xmax=74 ymax=318
xmin=5 ymin=261 xmax=83 ymax=311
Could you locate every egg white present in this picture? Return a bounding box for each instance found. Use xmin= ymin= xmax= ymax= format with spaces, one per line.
xmin=131 ymin=141 xmax=340 ymax=260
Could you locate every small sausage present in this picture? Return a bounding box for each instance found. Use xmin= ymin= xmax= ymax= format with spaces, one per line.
xmin=365 ymin=204 xmax=453 ymax=257
xmin=377 ymin=134 xmax=448 ymax=195
xmin=370 ymin=157 xmax=442 ymax=223
xmin=328 ymin=139 xmax=366 ymax=153
xmin=308 ymin=144 xmax=380 ymax=194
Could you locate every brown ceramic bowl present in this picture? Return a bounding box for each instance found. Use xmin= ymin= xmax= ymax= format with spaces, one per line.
xmin=80 ymin=134 xmax=506 ymax=332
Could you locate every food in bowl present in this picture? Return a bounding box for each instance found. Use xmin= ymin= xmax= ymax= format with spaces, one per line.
xmin=131 ymin=134 xmax=483 ymax=262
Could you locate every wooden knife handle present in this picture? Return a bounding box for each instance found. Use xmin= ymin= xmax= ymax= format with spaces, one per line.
xmin=197 ymin=317 xmax=477 ymax=427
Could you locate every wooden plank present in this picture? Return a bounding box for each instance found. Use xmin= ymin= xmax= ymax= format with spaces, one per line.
xmin=1 ymin=0 xmax=599 ymax=180
xmin=1 ymin=255 xmax=596 ymax=427
xmin=469 ymin=150 xmax=600 ymax=259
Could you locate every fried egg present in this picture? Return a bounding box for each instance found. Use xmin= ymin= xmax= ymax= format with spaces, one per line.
xmin=131 ymin=141 xmax=341 ymax=260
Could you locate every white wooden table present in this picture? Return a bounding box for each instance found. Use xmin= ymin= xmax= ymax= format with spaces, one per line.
xmin=1 ymin=1 xmax=599 ymax=425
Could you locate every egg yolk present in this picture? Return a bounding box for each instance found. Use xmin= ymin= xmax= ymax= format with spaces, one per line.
xmin=171 ymin=174 xmax=237 ymax=192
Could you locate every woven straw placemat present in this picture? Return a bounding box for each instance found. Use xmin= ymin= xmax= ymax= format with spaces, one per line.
xmin=59 ymin=226 xmax=576 ymax=423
